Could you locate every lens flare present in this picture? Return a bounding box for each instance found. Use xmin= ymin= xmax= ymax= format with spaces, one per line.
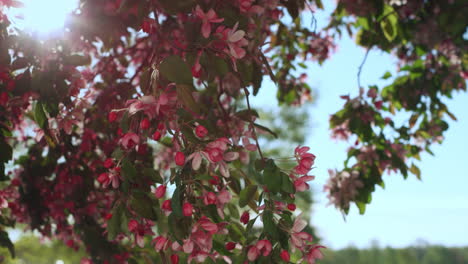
xmin=11 ymin=0 xmax=78 ymax=36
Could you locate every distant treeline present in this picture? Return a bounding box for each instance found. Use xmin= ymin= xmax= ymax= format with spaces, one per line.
xmin=320 ymin=245 xmax=468 ymax=264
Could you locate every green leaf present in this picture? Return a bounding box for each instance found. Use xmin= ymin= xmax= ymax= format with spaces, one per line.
xmin=280 ymin=172 xmax=294 ymax=194
xmin=120 ymin=111 xmax=129 ymax=133
xmin=253 ymin=123 xmax=278 ymax=138
xmin=177 ymin=84 xmax=202 ymax=114
xmin=381 ymin=71 xmax=392 ymax=80
xmin=409 ymin=163 xmax=421 ymax=180
xmin=262 ymin=210 xmax=279 ymax=240
xmin=201 ymin=53 xmax=229 ymax=77
xmin=111 ymin=148 xmax=124 ymax=160
xmin=226 ymin=203 xmax=240 ymax=219
xmin=121 ymin=159 xmax=137 ymax=180
xmin=235 ymin=109 xmax=259 ymax=122
xmin=206 ymin=204 xmax=222 ymax=223
xmin=167 ymin=213 xmax=192 ymax=244
xmin=160 ymin=55 xmax=193 ymax=85
xmin=264 ymin=160 xmax=281 ymax=194
xmin=227 ymin=224 xmax=244 ymax=243
xmin=171 ymin=186 xmax=183 ymax=217
xmin=0 ymin=230 xmax=14 ymax=258
xmin=0 ymin=139 xmax=12 ymax=163
xmin=130 ymin=192 xmax=158 ymax=220
xmin=239 ymin=185 xmax=257 ymax=208
xmin=252 ymin=62 xmax=263 ymax=96
xmin=213 ymin=239 xmax=232 ymax=256
xmin=107 ymin=204 xmax=124 ymax=240
xmin=34 ymin=101 xmax=47 ymax=129
xmin=356 ymin=201 xmax=366 ymax=215
xmin=143 ymin=167 xmax=163 ymax=184
xmin=380 ymin=5 xmax=398 ymax=42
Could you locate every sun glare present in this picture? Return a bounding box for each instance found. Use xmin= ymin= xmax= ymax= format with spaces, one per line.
xmin=11 ymin=0 xmax=78 ymax=36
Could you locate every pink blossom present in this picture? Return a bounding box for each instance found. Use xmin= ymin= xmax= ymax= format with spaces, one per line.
xmin=126 ymin=96 xmax=157 ymax=117
xmin=127 ymin=220 xmax=154 ymax=248
xmin=247 ymin=246 xmax=260 ymax=261
xmin=223 ymin=151 xmax=239 ymax=161
xmin=242 ymin=137 xmax=257 ymax=151
xmin=195 ymin=5 xmax=224 ymax=38
xmin=215 ymin=24 xmax=248 ymax=60
xmin=97 ymin=169 xmax=121 ymax=189
xmin=256 ymin=240 xmax=272 ymax=256
xmin=248 ymin=240 xmax=272 ymax=261
xmin=183 ymin=239 xmax=195 ymax=253
xmin=203 ymin=192 xmax=217 ymax=205
xmin=294 ymin=146 xmax=316 ymax=174
xmin=205 ymin=147 xmax=224 ymax=163
xmin=303 ymin=245 xmax=325 ymax=264
xmin=217 ymin=189 xmax=232 ymax=204
xmin=120 ymin=133 xmax=139 ymax=149
xmin=187 ymin=151 xmax=203 ymax=170
xmin=197 ymin=216 xmax=218 ymax=234
xmin=238 ymin=0 xmax=264 ymax=14
xmin=128 ymin=219 xmax=139 ymax=233
xmin=226 ymin=23 xmax=248 ymax=59
xmin=152 ymin=236 xmax=169 ymax=251
xmin=290 ymin=215 xmax=313 ymax=249
xmin=294 ymin=175 xmax=315 ymax=192
xmin=192 ymin=50 xmax=203 ymax=78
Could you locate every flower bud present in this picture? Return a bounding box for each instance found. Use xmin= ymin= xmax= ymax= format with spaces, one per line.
xmin=183 ymin=202 xmax=193 ymax=217
xmin=195 ymin=125 xmax=208 ymax=138
xmin=280 ymin=250 xmax=290 ymax=262
xmin=240 ymin=211 xmax=249 ymax=225
xmin=154 ymin=185 xmax=167 ymax=199
xmin=175 ymin=152 xmax=185 ymax=166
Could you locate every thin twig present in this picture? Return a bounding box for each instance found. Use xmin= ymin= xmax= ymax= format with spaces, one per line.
xmin=242 ymin=87 xmax=265 ymax=161
xmin=159 ymin=251 xmax=168 ymax=264
xmin=357 ymin=48 xmax=371 ymax=95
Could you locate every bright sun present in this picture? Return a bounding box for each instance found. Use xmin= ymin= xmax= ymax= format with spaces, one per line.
xmin=11 ymin=0 xmax=79 ymax=36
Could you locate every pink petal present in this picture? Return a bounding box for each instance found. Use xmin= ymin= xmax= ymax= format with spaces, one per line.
xmin=228 ymin=30 xmax=245 ymax=43
xmin=223 ymin=151 xmax=239 ymax=161
xmin=247 ymin=246 xmax=259 ymax=261
xmin=195 ymin=5 xmax=204 ymax=18
xmin=292 ymin=216 xmax=307 ymax=233
xmin=192 ymin=152 xmax=202 ymax=170
xmin=206 ymin=9 xmax=216 ymax=19
xmin=183 ymin=240 xmax=194 ymax=253
xmin=202 ymin=22 xmax=211 ymax=38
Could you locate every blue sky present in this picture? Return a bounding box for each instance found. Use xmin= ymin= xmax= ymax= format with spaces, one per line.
xmin=251 ymin=0 xmax=468 ymax=249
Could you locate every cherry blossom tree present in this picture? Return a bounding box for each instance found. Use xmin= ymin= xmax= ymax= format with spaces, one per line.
xmin=0 ymin=0 xmax=466 ymax=263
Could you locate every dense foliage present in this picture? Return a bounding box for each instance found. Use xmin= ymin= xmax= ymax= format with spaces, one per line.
xmin=0 ymin=0 xmax=466 ymax=263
